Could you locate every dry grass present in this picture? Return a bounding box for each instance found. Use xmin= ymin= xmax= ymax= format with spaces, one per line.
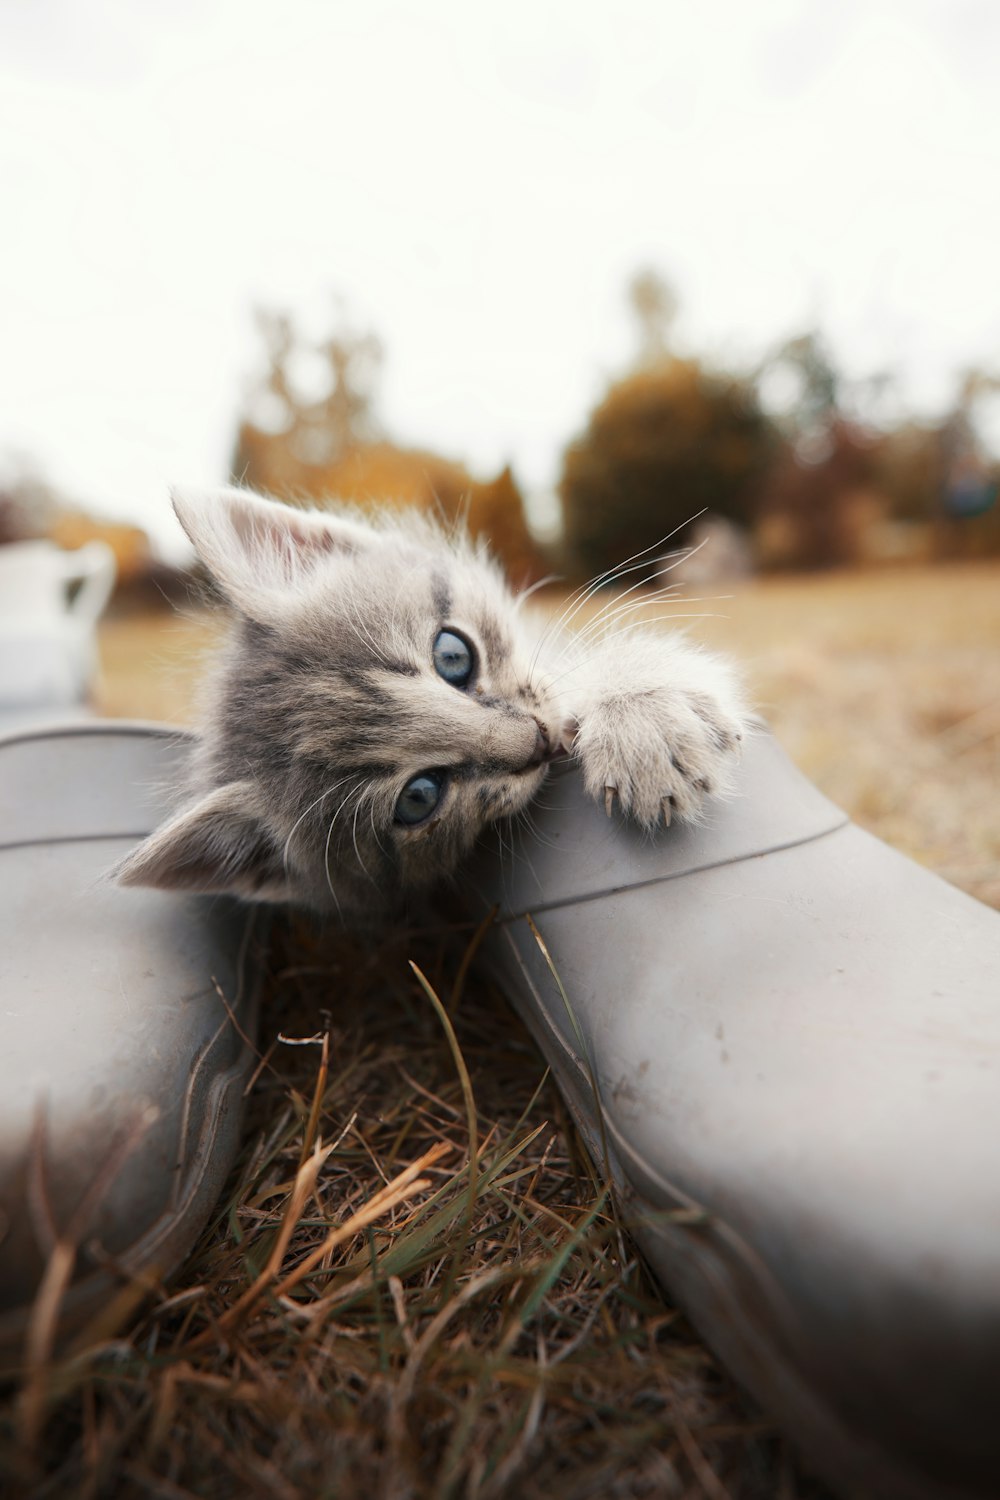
xmin=3 ymin=563 xmax=997 ymax=1500
xmin=4 ymin=924 xmax=805 ymax=1500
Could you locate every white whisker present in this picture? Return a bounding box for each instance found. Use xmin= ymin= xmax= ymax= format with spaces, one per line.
xmin=351 ymin=792 xmax=375 ymax=884
xmin=528 ymin=513 xmax=706 ymax=673
xmin=516 ymin=573 xmax=563 ymax=607
xmin=545 ymin=542 xmax=710 ymax=662
xmin=282 ymin=774 xmax=359 ymax=875
xmin=568 ymin=589 xmax=733 ymax=653
xmin=323 ymin=778 xmax=365 ymax=902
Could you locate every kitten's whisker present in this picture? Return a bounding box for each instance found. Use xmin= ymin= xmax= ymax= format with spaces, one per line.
xmin=566 ymin=580 xmax=729 ymax=652
xmin=542 ymin=605 xmax=686 ymax=679
xmin=282 ymin=774 xmax=358 ymax=874
xmin=562 ymin=539 xmax=709 ymax=646
xmin=345 ymin=593 xmax=390 ymax=665
xmin=595 ymin=610 xmax=733 ymax=638
xmin=494 ymin=816 xmax=513 ymax=865
xmin=592 ymin=588 xmax=732 ymax=630
xmin=529 ymin=548 xmax=696 ymax=679
xmin=509 ymin=812 xmax=543 ymax=886
xmin=550 ymin=521 xmax=699 ymax=625
xmin=368 ymin=802 xmax=389 ymax=862
xmin=322 ymin=815 xmax=344 ymax=916
xmin=351 ymin=795 xmax=375 ymax=884
xmin=528 ymin=514 xmax=706 ymax=673
xmin=323 ymin=778 xmax=366 ymax=900
xmin=563 ymin=544 xmax=692 ymax=622
xmin=494 ymin=816 xmax=523 ymax=905
xmin=568 ymin=602 xmax=701 ymax=654
xmin=539 ymin=658 xmax=597 ymax=690
xmin=388 ymin=583 xmax=404 ymax=652
xmin=454 ymin=487 xmax=473 ymax=536
xmin=423 ymin=473 xmax=452 ymax=532
xmin=565 ymin=582 xmax=688 ymax=650
xmin=538 ymin=597 xmax=734 ymax=693
xmin=513 ymin=803 xmax=561 ymax=854
xmin=516 ymin=573 xmax=562 ymax=607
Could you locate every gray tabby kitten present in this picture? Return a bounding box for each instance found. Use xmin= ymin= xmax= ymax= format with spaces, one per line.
xmin=118 ymin=486 xmax=749 ymax=918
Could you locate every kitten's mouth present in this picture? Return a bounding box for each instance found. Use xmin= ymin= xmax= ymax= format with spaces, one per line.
xmin=515 ymin=719 xmax=574 ymax=775
xmin=515 ymin=745 xmax=569 ymax=776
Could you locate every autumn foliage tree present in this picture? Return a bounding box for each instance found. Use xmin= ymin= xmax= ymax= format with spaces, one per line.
xmin=559 ymin=359 xmax=774 ymax=580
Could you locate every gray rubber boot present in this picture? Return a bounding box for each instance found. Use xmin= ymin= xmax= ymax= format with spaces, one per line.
xmin=467 ymin=731 xmax=1000 ymax=1500
xmin=0 ymin=722 xmax=264 ymax=1367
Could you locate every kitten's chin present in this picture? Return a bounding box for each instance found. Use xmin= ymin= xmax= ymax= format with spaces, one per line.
xmin=505 ymin=763 xmax=554 ymax=817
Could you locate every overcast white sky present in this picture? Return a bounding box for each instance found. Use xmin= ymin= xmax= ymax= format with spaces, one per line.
xmin=1 ymin=0 xmax=998 ymax=556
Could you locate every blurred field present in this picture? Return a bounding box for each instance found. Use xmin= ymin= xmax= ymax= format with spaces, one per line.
xmin=98 ymin=561 xmax=1000 ymax=908
xmin=692 ymin=561 xmax=1000 ymax=911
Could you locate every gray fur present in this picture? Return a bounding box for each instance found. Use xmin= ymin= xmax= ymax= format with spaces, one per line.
xmin=117 ymin=486 xmax=750 ymax=919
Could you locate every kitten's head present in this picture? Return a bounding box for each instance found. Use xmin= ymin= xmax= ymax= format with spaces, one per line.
xmin=117 ymin=485 xmax=566 ymax=918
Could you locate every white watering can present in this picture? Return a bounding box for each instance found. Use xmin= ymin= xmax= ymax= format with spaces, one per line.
xmin=0 ymin=539 xmax=117 ymax=710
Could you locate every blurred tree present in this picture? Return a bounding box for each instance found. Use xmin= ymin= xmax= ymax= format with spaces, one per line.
xmin=464 ymin=463 xmax=545 ymax=586
xmin=861 ymin=367 xmax=1000 ymax=560
xmin=873 ymin=422 xmax=944 ymax=525
xmin=933 ymin=369 xmax=1000 ymax=554
xmin=756 ymin=418 xmax=881 ymax=569
xmin=232 ymin=305 xmax=546 ymax=582
xmin=754 ymin=329 xmax=885 ymax=568
xmin=233 ymin=306 xmax=383 ymax=488
xmin=760 ymin=330 xmax=840 ymax=444
xmin=628 ymin=268 xmax=678 ymax=367
xmin=755 ymin=350 xmax=1000 ymax=566
xmin=559 ymin=358 xmax=774 ymax=580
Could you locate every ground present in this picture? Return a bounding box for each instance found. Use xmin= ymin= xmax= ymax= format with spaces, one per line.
xmin=5 ymin=563 xmax=997 ymax=1499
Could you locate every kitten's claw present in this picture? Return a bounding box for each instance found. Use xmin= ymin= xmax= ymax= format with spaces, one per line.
xmin=577 ymin=682 xmax=747 ymax=831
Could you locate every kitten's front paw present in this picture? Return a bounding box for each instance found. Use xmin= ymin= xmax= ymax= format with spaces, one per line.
xmin=575 ymin=687 xmax=747 ymax=829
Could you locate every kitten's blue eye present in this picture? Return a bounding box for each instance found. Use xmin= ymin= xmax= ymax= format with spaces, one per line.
xmin=395 ymin=770 xmax=444 ymax=826
xmin=433 ymin=629 xmax=474 ymax=688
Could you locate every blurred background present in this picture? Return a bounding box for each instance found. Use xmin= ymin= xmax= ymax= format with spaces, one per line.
xmin=2 ymin=0 xmax=998 ymax=905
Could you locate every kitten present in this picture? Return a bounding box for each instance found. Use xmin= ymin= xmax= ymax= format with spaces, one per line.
xmin=117 ymin=486 xmax=749 ymax=918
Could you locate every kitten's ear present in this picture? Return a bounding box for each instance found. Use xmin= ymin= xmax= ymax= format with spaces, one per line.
xmin=171 ymin=484 xmax=375 ymax=616
xmin=115 ymin=782 xmax=289 ymax=903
